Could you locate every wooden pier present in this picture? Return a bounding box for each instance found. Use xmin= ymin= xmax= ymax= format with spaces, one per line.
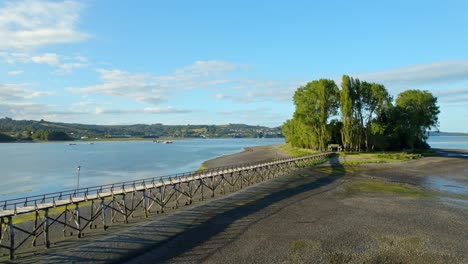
xmin=0 ymin=153 xmax=331 ymax=260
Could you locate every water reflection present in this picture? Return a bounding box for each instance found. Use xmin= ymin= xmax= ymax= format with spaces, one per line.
xmin=424 ymin=176 xmax=468 ymax=195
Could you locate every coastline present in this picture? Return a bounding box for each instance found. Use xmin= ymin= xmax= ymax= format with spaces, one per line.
xmin=431 ymin=148 xmax=468 ymax=157
xmin=202 ymin=144 xmax=291 ymax=170
xmin=201 ymin=146 xmax=468 ymax=171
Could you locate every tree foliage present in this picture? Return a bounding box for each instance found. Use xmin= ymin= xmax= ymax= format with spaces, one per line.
xmin=284 ymin=79 xmax=339 ymax=151
xmin=32 ymin=130 xmax=73 ymax=141
xmin=0 ymin=132 xmax=15 ymax=142
xmin=284 ymin=75 xmax=439 ymax=152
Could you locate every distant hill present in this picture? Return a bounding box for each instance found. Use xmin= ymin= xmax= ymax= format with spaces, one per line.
xmin=0 ymin=132 xmax=15 ymax=142
xmin=0 ymin=117 xmax=283 ymax=139
xmin=429 ymin=131 xmax=468 ymax=136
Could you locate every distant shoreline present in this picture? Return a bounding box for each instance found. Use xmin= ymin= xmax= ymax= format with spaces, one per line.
xmin=0 ymin=137 xmax=284 ymax=144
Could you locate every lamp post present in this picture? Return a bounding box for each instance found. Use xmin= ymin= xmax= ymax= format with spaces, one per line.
xmin=76 ymin=165 xmax=81 ymax=194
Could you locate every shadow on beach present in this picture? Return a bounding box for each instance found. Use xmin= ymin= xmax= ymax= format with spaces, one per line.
xmin=125 ymin=154 xmax=346 ymax=263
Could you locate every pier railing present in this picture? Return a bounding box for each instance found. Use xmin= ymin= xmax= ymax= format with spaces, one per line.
xmin=0 ymin=152 xmax=332 ymax=260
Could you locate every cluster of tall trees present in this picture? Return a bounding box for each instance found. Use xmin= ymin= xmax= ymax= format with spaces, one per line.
xmin=282 ymin=75 xmax=440 ymax=151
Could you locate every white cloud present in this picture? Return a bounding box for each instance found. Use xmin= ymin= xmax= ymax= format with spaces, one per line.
xmin=7 ymin=70 xmax=23 ymax=75
xmin=0 ymin=52 xmax=29 ymax=64
xmin=68 ymin=61 xmax=247 ymax=105
xmin=68 ymin=69 xmax=168 ymax=105
xmin=0 ymin=0 xmax=88 ymax=50
xmin=214 ymin=79 xmax=299 ymax=103
xmin=93 ymin=107 xmax=192 ymax=115
xmin=31 ymin=53 xmax=60 ymax=65
xmin=0 ymin=83 xmax=54 ymax=101
xmin=0 ymin=83 xmax=62 ymax=120
xmin=68 ymin=61 xmax=299 ymax=106
xmin=433 ymin=87 xmax=468 ymax=97
xmin=356 ymin=60 xmax=468 ymax=87
xmin=2 ymin=52 xmax=88 ymax=72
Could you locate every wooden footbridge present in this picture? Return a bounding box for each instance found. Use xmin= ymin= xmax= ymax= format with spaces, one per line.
xmin=0 ymin=153 xmax=331 ymax=260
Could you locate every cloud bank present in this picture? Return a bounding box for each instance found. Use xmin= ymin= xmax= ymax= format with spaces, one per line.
xmin=0 ymin=0 xmax=88 ymax=50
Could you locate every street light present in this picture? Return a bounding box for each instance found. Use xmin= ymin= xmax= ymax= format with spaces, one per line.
xmin=76 ymin=165 xmax=81 ymax=194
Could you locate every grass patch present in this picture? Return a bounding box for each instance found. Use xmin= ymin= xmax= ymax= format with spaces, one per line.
xmin=339 ymin=152 xmax=423 ymax=165
xmin=197 ymin=164 xmax=207 ymax=172
xmin=345 ymin=179 xmax=436 ymax=198
xmin=280 ymin=144 xmax=319 ymax=157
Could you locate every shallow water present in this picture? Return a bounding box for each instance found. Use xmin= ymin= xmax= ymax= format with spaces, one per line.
xmin=439 ymin=197 xmax=468 ymax=210
xmin=424 ymin=176 xmax=468 ymax=195
xmin=427 ymin=135 xmax=468 ymax=150
xmin=0 ymin=138 xmax=284 ymax=200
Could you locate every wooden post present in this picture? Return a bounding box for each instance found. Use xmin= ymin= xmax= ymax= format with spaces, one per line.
xmin=122 ymin=194 xmax=128 ymax=223
xmin=240 ymin=171 xmax=243 ymax=189
xmin=111 ymin=196 xmax=116 ymax=223
xmin=143 ymin=189 xmax=148 ymax=218
xmin=63 ymin=205 xmax=68 ymax=237
xmin=101 ymin=198 xmax=107 ymax=230
xmin=44 ymin=208 xmax=50 ymax=248
xmin=200 ymin=179 xmax=204 ymax=201
xmin=0 ymin=217 xmax=3 ymax=242
xmin=32 ymin=210 xmax=38 ymax=246
xmin=90 ymin=200 xmax=94 ymax=229
xmin=175 ymin=183 xmax=180 ymax=209
xmin=211 ymin=174 xmax=215 ymax=198
xmin=188 ymin=181 xmax=193 ymax=204
xmin=130 ymin=191 xmax=135 ymax=218
xmin=76 ymin=203 xmax=81 ymax=238
xmin=9 ymin=216 xmax=14 ymax=260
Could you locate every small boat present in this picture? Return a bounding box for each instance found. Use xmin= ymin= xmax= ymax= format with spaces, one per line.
xmin=68 ymin=143 xmax=77 ymax=145
xmin=163 ymin=140 xmax=173 ymax=144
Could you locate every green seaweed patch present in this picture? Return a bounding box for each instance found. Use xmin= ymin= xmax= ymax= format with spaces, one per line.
xmin=345 ymin=180 xmax=436 ymax=198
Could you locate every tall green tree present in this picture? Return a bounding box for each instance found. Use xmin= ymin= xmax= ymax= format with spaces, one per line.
xmin=395 ymin=90 xmax=439 ymax=149
xmin=340 ymin=75 xmax=355 ymax=151
xmin=290 ymin=79 xmax=339 ymax=151
xmin=361 ymin=82 xmax=392 ymax=151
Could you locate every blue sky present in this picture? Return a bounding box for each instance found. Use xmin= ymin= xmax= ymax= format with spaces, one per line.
xmin=0 ymin=0 xmax=467 ymax=132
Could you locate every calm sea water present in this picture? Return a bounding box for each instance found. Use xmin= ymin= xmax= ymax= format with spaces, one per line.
xmin=0 ymin=138 xmax=284 ymax=200
xmin=0 ymin=136 xmax=466 ymax=201
xmin=427 ymin=135 xmax=468 ymax=150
